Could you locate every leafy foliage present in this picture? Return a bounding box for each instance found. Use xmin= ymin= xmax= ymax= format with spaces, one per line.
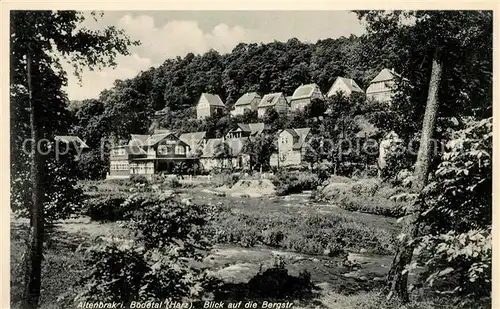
xmin=272 ymin=170 xmax=321 ymax=196
xmin=415 ymin=118 xmax=492 ymax=298
xmin=75 ymin=195 xmax=216 ymax=303
xmin=242 ymin=133 xmax=277 ymax=171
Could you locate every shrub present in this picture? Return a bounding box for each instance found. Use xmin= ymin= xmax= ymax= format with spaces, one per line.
xmin=85 ymin=192 xmax=148 ymax=221
xmin=130 ymin=175 xmax=148 ymax=184
xmin=211 ymin=206 xmax=396 ymax=255
xmin=85 ymin=192 xmax=128 ymax=221
xmin=415 ymin=118 xmax=492 ymax=299
xmin=273 ymin=170 xmax=321 ymax=195
xmin=314 ymin=177 xmax=406 ymax=218
xmin=74 ymin=196 xmax=216 ymax=304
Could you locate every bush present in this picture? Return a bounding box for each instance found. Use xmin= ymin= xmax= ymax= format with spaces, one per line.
xmin=85 ymin=192 xmax=145 ymax=221
xmin=415 ymin=118 xmax=492 ymax=299
xmin=211 ymin=206 xmax=396 ymax=255
xmin=130 ymin=175 xmax=148 ymax=184
xmin=314 ymin=178 xmax=406 ymax=218
xmin=272 ymin=170 xmax=321 ymax=195
xmin=74 ymin=196 xmax=216 ymax=304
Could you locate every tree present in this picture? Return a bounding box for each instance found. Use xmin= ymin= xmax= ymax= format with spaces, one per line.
xmin=355 ymin=10 xmax=493 ymax=302
xmin=10 ymin=10 xmax=138 ymax=308
xmin=242 ymin=134 xmax=277 ymax=172
xmin=213 ymin=141 xmax=233 ymax=170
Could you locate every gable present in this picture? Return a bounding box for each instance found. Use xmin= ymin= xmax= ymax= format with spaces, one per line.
xmin=259 ymin=93 xmax=283 ymax=108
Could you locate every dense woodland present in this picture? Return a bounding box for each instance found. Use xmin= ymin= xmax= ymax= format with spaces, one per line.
xmin=67 ymin=18 xmax=492 ymax=179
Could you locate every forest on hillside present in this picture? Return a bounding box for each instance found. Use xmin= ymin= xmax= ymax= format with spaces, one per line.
xmin=69 ymin=35 xmax=392 ymax=136
xmin=64 ymin=20 xmax=492 ymax=179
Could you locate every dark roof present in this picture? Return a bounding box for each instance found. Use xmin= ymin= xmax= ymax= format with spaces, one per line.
xmin=55 ymin=136 xmax=89 ymax=149
xmin=230 ymin=122 xmax=266 ymax=136
xmin=234 ymin=92 xmax=261 ymax=106
xmin=258 ymin=93 xmax=284 ymax=108
xmin=201 ymin=93 xmax=225 ymax=107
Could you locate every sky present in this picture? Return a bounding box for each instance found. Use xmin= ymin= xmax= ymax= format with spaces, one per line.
xmin=63 ymin=11 xmax=365 ymax=101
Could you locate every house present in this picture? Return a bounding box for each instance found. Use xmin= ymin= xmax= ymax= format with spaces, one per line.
xmin=271 ymin=128 xmax=311 ymax=167
xmin=108 ymin=132 xmax=194 ymax=179
xmin=289 ymin=83 xmax=325 ymax=112
xmin=196 ymin=93 xmax=225 ymax=120
xmin=109 ymin=144 xmax=147 ymax=178
xmin=53 ymin=135 xmax=89 ymax=160
xmin=226 ymin=123 xmax=267 ymax=139
xmin=178 ymin=131 xmax=207 ymax=157
xmin=230 ymin=92 xmax=261 ymax=116
xmin=199 ymin=137 xmax=250 ymax=171
xmin=54 ymin=135 xmax=89 ymax=151
xmin=327 ymin=77 xmax=364 ymax=97
xmin=365 ymin=68 xmax=398 ymax=103
xmin=257 ymin=92 xmax=288 ymax=118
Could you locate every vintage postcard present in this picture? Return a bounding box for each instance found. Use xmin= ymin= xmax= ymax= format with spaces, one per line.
xmin=2 ymin=2 xmax=498 ymax=309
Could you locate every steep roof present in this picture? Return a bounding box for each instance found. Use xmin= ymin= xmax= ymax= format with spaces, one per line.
xmin=370 ymin=68 xmax=396 ymax=84
xmin=233 ymin=122 xmax=266 ymax=135
xmin=111 ymin=144 xmax=147 ymax=155
xmin=258 ymin=93 xmax=284 ymax=108
xmin=291 ymin=83 xmax=321 ymax=100
xmin=201 ymin=93 xmax=225 ymax=107
xmin=234 ymin=92 xmax=261 ymax=106
xmin=200 ymin=137 xmax=247 ymax=158
xmin=55 ymin=136 xmax=89 ymax=149
xmin=328 ymin=77 xmax=364 ymax=95
xmin=130 ymin=132 xmax=187 ymax=148
xmin=279 ymin=128 xmax=311 ymax=150
xmin=130 ymin=134 xmax=149 ymax=146
xmin=292 ymin=128 xmax=311 ymax=149
xmin=179 ymin=131 xmax=207 ymax=150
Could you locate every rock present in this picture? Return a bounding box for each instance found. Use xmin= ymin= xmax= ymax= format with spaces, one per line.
xmin=214 ymin=191 xmax=226 ymax=197
xmin=359 ymin=248 xmax=368 ymax=254
xmin=181 ymin=198 xmax=192 ymax=205
xmin=312 ymin=258 xmax=320 ymax=263
xmin=323 ymin=249 xmax=331 ymax=256
xmin=151 ymin=184 xmax=160 ymax=191
xmin=373 ymin=277 xmax=385 ymax=282
xmin=161 ymin=190 xmax=174 ymax=199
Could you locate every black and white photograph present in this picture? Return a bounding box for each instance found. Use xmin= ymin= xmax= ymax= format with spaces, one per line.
xmin=7 ymin=7 xmax=495 ymax=309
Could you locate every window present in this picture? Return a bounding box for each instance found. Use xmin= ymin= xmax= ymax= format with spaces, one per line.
xmin=175 ymin=145 xmax=185 ymax=155
xmin=158 ymin=145 xmax=174 ymax=155
xmin=112 ymin=148 xmax=126 ymax=156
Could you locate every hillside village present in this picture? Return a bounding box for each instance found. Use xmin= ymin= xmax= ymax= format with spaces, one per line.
xmin=108 ymin=68 xmax=397 ymax=179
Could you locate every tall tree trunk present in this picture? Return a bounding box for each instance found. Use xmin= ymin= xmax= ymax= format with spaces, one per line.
xmin=22 ymin=53 xmax=45 ymax=309
xmin=386 ymin=51 xmax=442 ymax=302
